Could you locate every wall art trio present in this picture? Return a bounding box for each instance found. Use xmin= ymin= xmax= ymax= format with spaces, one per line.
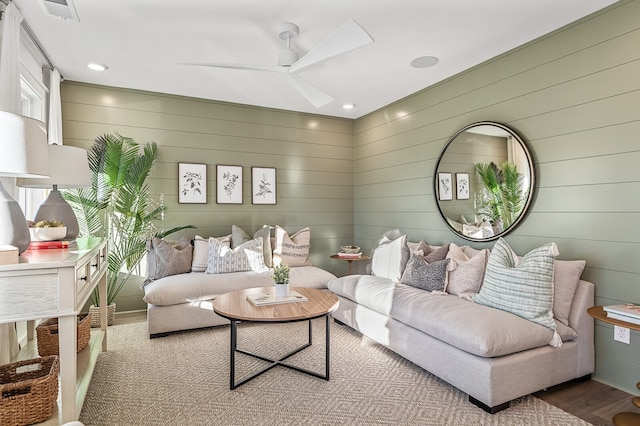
xmin=178 ymin=163 xmax=276 ymax=205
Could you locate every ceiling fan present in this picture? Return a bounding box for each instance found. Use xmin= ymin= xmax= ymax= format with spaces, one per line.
xmin=180 ymin=19 xmax=374 ymax=108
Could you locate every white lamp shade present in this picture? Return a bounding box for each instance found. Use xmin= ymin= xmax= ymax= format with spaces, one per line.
xmin=0 ymin=111 xmax=49 ymax=178
xmin=17 ymin=144 xmax=90 ymax=188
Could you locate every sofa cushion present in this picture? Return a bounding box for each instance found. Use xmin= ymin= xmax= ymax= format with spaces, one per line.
xmin=390 ymin=283 xmax=566 ymax=357
xmin=206 ymin=237 xmax=267 ymax=274
xmin=327 ymin=275 xmax=398 ymax=316
xmin=399 ymin=255 xmax=449 ymax=292
xmin=371 ymin=234 xmax=408 ymax=281
xmin=272 ymin=225 xmax=312 ymax=267
xmin=143 ymin=236 xmax=193 ymax=287
xmin=473 ymin=238 xmax=560 ymax=345
xmin=144 ymin=266 xmax=336 ymax=306
xmin=445 ymin=243 xmax=489 ymax=297
xmin=191 ymin=234 xmax=231 ymax=272
xmin=232 ymin=224 xmax=273 ymax=267
xmin=553 ymin=260 xmax=586 ymax=326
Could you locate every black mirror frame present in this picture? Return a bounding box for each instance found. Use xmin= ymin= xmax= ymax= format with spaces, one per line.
xmin=433 ymin=121 xmax=535 ymax=242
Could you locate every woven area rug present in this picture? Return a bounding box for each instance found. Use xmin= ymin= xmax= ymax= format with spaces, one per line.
xmin=80 ymin=320 xmax=592 ymax=426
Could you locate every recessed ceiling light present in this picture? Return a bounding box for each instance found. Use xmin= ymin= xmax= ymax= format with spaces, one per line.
xmin=87 ymin=62 xmax=108 ymax=71
xmin=410 ymin=56 xmax=439 ymax=69
xmin=342 ymin=104 xmax=355 ymax=110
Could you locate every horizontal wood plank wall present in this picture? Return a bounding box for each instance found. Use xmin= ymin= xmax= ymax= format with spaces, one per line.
xmin=353 ymin=0 xmax=640 ymax=394
xmin=61 ymin=82 xmax=354 ymax=311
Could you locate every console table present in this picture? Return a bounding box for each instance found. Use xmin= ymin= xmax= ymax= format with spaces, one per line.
xmin=587 ymin=306 xmax=640 ymax=426
xmin=0 ymin=238 xmax=108 ymax=424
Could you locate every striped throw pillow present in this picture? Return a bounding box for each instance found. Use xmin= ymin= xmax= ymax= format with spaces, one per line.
xmin=272 ymin=226 xmax=311 ymax=267
xmin=206 ymin=237 xmax=267 ymax=274
xmin=473 ymin=238 xmax=561 ymax=346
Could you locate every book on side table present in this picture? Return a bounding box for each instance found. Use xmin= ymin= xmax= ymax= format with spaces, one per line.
xmin=603 ymin=304 xmax=640 ymax=325
xmin=247 ymin=290 xmax=308 ymax=306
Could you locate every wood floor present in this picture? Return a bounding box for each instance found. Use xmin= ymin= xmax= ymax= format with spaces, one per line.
xmin=115 ymin=311 xmax=639 ymax=426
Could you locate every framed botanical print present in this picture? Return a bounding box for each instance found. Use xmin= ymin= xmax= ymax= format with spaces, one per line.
xmin=456 ymin=173 xmax=470 ymax=200
xmin=178 ymin=163 xmax=207 ymax=204
xmin=216 ymin=165 xmax=243 ymax=204
xmin=252 ymin=167 xmax=276 ymax=205
xmin=437 ymin=172 xmax=453 ymax=201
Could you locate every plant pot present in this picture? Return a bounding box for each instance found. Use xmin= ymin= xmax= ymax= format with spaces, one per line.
xmin=89 ymin=302 xmax=116 ymax=328
xmin=274 ymin=283 xmax=289 ymax=297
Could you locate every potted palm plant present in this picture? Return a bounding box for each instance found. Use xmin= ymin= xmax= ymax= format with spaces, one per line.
xmin=63 ymin=133 xmax=193 ymax=326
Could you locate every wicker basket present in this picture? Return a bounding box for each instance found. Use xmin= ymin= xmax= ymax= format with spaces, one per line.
xmin=89 ymin=303 xmax=116 ymax=328
xmin=36 ymin=313 xmax=91 ymax=356
xmin=0 ymin=355 xmax=59 ymax=426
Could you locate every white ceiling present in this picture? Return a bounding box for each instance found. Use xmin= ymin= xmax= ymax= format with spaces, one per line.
xmin=13 ymin=0 xmax=617 ymax=119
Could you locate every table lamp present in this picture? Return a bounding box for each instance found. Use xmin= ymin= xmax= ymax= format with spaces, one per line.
xmin=17 ymin=144 xmax=91 ymax=240
xmin=0 ymin=111 xmax=50 ymax=254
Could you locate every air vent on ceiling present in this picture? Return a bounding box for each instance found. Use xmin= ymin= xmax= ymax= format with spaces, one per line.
xmin=38 ymin=0 xmax=80 ymax=22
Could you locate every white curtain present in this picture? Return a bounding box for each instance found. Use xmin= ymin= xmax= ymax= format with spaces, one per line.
xmin=48 ymin=68 xmax=63 ymax=145
xmin=0 ymin=2 xmax=25 ymax=365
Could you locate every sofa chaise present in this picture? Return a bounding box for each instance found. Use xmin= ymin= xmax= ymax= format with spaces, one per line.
xmin=326 ymin=233 xmax=595 ymax=413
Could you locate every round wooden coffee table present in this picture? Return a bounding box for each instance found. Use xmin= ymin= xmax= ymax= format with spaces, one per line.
xmin=213 ymin=287 xmax=339 ymax=389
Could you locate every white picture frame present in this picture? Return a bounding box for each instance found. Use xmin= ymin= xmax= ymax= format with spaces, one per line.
xmin=438 ymin=172 xmax=453 ymax=201
xmin=178 ymin=163 xmax=207 ymax=204
xmin=216 ymin=165 xmax=243 ymax=204
xmin=456 ymin=173 xmax=470 ymax=200
xmin=252 ymin=167 xmax=276 ymax=205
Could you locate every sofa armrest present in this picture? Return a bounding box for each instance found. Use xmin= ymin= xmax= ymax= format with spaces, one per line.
xmin=568 ymin=279 xmax=595 ymax=377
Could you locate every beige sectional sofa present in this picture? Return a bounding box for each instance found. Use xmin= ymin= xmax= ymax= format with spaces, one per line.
xmin=326 ymin=233 xmax=595 ymax=413
xmin=142 ymin=225 xmax=336 ymax=337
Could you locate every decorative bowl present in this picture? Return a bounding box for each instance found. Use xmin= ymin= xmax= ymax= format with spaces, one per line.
xmin=29 ymin=227 xmax=67 ymax=241
xmin=341 ymin=245 xmax=360 ymax=254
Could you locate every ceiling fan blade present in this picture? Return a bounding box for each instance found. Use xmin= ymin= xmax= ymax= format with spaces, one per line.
xmin=288 ymin=74 xmax=334 ymax=108
xmin=178 ymin=63 xmax=287 ymax=73
xmin=289 ymin=19 xmax=373 ymax=74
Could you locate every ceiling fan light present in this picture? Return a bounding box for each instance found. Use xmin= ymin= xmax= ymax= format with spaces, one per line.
xmin=278 ymin=49 xmax=299 ymax=67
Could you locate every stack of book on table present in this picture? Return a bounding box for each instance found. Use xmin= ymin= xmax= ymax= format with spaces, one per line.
xmin=337 ymin=252 xmax=362 ymax=259
xmin=247 ymin=290 xmax=308 ymax=306
xmin=603 ymin=304 xmax=640 ymax=326
xmin=28 ymin=240 xmax=76 ymax=250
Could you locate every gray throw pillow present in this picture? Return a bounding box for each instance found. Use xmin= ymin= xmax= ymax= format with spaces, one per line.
xmin=232 ymin=224 xmax=272 ymax=267
xmin=400 ymin=254 xmax=449 ymax=292
xmin=142 ymin=236 xmax=193 ymax=287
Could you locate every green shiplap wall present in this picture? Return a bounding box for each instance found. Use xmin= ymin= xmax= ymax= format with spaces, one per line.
xmin=60 ymin=82 xmax=355 ymax=312
xmin=353 ymin=0 xmax=640 ymax=394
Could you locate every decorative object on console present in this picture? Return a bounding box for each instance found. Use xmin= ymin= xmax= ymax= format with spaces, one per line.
xmin=28 ymin=221 xmax=66 ymax=241
xmin=0 ymin=111 xmax=50 ymax=254
xmin=273 ymin=263 xmax=291 ymax=297
xmin=252 ymin=167 xmax=276 ymax=205
xmin=17 ymin=144 xmax=91 ymax=240
xmin=216 ymin=164 xmax=242 ymax=204
xmin=178 ymin=162 xmax=207 ymax=204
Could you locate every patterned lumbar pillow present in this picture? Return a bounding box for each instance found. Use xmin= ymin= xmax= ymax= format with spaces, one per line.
xmin=206 ymin=236 xmax=267 ymax=274
xmin=272 ymin=225 xmax=311 ymax=267
xmin=473 ymin=237 xmax=562 ymax=347
xmin=400 ymin=254 xmax=450 ymax=292
xmin=191 ymin=234 xmax=231 ymax=272
xmin=143 ymin=236 xmax=193 ymax=287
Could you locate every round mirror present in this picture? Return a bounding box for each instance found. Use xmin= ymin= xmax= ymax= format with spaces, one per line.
xmin=434 ymin=121 xmax=534 ymax=242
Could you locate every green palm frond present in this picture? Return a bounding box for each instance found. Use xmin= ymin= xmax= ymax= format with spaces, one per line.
xmin=61 ymin=133 xmax=194 ymax=306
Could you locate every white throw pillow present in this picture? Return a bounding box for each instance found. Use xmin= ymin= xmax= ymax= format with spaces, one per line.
xmin=371 ymin=234 xmax=408 ymax=281
xmin=206 ymin=237 xmax=267 ymax=274
xmin=272 ymin=225 xmax=311 ymax=267
xmin=191 ymin=234 xmax=231 ymax=272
